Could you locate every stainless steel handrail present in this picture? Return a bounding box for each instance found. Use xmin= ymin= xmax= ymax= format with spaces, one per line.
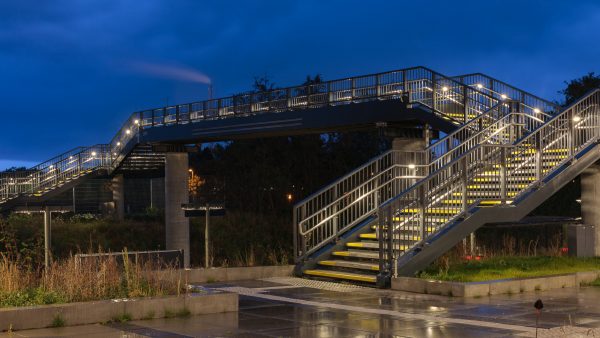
xmin=377 ymin=90 xmax=600 ymax=277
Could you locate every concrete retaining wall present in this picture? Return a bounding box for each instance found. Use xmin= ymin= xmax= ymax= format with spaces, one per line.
xmin=0 ymin=292 xmax=237 ymax=332
xmin=392 ymin=270 xmax=600 ymax=297
xmin=186 ymin=265 xmax=294 ymax=283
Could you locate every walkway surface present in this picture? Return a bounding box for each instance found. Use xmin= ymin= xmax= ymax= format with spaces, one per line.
xmin=2 ymin=277 xmax=600 ymax=337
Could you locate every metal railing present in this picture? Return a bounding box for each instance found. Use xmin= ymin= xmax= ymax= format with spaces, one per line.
xmin=0 ymin=145 xmax=111 ymax=204
xmin=378 ymin=90 xmax=600 ymax=277
xmin=453 ymin=73 xmax=561 ymax=116
xmin=132 ymin=66 xmax=485 ymax=129
xmin=294 ymin=150 xmax=429 ymax=259
xmin=293 ymin=97 xmax=551 ymax=262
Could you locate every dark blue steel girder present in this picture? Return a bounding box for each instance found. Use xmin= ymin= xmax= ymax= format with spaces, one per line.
xmin=139 ymin=99 xmax=458 ymax=144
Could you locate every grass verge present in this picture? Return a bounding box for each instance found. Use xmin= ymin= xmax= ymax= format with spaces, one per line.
xmin=418 ymin=256 xmax=600 ymax=282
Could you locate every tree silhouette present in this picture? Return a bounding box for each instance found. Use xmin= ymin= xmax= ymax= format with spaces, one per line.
xmin=560 ymin=72 xmax=600 ymax=106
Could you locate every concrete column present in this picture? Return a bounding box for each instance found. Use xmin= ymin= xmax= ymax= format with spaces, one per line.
xmin=581 ymin=163 xmax=600 ymax=256
xmin=165 ymin=152 xmax=190 ymax=267
xmin=392 ymin=138 xmax=426 ymax=152
xmin=112 ymin=174 xmax=125 ymax=221
xmin=43 ymin=206 xmax=51 ymax=268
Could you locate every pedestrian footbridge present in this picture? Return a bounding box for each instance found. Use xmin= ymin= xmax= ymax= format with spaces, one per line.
xmin=2 ymin=66 xmax=598 ymax=287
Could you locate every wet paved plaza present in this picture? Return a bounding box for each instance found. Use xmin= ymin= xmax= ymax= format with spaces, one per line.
xmin=2 ymin=277 xmax=600 ymax=337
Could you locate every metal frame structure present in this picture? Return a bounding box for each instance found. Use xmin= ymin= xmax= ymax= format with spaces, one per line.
xmin=4 ymin=66 xmax=593 ymax=288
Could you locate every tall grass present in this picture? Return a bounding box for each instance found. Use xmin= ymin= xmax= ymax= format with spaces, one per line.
xmin=0 ymin=252 xmax=183 ymax=308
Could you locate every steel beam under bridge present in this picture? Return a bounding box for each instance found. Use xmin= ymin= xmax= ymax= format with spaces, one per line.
xmin=139 ymin=99 xmax=457 ymax=144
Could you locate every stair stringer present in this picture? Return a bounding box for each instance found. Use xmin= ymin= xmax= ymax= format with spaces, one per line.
xmin=396 ymin=141 xmax=600 ymax=277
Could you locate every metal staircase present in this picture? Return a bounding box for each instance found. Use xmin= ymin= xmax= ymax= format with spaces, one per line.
xmin=294 ymin=76 xmax=571 ymax=285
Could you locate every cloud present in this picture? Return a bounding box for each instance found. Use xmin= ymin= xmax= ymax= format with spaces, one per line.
xmin=128 ymin=61 xmax=211 ymax=84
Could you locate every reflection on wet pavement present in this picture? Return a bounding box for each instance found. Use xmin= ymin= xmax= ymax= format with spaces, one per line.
xmin=2 ymin=277 xmax=600 ymax=337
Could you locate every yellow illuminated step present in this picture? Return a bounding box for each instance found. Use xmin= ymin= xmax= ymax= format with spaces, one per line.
xmin=359 ymin=233 xmax=421 ymax=241
xmin=347 ymin=242 xmax=380 ymax=249
xmin=473 ymin=176 xmax=536 ymax=183
xmin=347 ymin=242 xmax=409 ymax=250
xmin=511 ymin=148 xmax=567 ymax=155
xmin=318 ymin=260 xmax=379 ymax=271
xmin=359 ymin=233 xmax=377 ymax=239
xmin=332 ymin=250 xmax=379 ymax=259
xmin=304 ymin=269 xmax=376 ymax=283
xmin=370 ymin=225 xmax=435 ymax=231
xmin=452 ymin=191 xmax=518 ymax=197
xmin=400 ymin=208 xmax=460 ymax=215
xmin=468 ymin=183 xmax=530 ymax=189
xmin=441 ymin=199 xmax=507 ymax=205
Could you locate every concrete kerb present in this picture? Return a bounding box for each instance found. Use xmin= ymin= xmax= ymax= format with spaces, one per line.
xmin=186 ymin=265 xmax=294 ymax=283
xmin=392 ymin=270 xmax=600 ymax=297
xmin=0 ymin=292 xmax=238 ymax=332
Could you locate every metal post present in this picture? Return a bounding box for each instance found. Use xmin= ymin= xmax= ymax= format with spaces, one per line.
xmin=470 ymin=232 xmax=476 ymax=256
xmin=44 ymin=206 xmax=51 ymax=269
xmin=402 ymin=69 xmax=408 ymax=95
xmin=569 ymin=114 xmax=575 ymax=160
xmin=293 ymin=208 xmax=298 ymax=262
xmin=463 ymin=85 xmax=469 ymax=123
xmin=535 ymin=136 xmax=543 ymax=184
xmin=419 ymin=185 xmax=426 ymax=240
xmin=386 ymin=207 xmax=393 ymax=277
xmin=461 ymin=157 xmax=468 ymax=213
xmin=72 ymin=187 xmax=76 ymax=213
xmin=205 ymin=203 xmax=210 ymax=268
xmin=377 ymin=209 xmax=385 ymax=273
xmin=500 ymin=147 xmax=507 ymax=204
xmin=431 ymin=75 xmax=437 ymax=111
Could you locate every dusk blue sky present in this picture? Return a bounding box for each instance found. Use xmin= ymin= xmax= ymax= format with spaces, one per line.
xmin=1 ymin=0 xmax=599 ymax=170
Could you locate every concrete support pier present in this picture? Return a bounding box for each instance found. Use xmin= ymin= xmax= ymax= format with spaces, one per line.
xmin=392 ymin=137 xmax=426 ymax=152
xmin=580 ymin=163 xmax=600 ymax=256
xmin=112 ymin=174 xmax=125 ymax=221
xmin=165 ymin=152 xmax=190 ymax=267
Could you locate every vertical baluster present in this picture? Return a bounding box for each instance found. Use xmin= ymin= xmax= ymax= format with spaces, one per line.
xmin=500 ymin=147 xmax=507 ymax=204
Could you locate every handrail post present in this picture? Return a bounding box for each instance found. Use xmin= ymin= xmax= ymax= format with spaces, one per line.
xmin=463 ymin=86 xmax=469 ymax=123
xmin=386 ymin=206 xmax=393 ymax=277
xmin=293 ymin=207 xmax=298 ymax=262
xmin=419 ymin=185 xmax=426 ymax=240
xmin=535 ymin=135 xmax=543 ymax=184
xmin=569 ymin=112 xmax=575 ymax=160
xmin=500 ymin=147 xmax=507 ymax=204
xmin=431 ymin=74 xmax=437 ymax=111
xmin=461 ymin=156 xmax=468 ymax=213
xmin=188 ymin=103 xmax=192 ymax=123
xmin=377 ymin=208 xmax=384 ymax=272
xmin=376 ymin=74 xmax=381 ymax=98
xmin=351 ymin=78 xmax=355 ymax=101
xmin=402 ymin=70 xmax=408 ymax=99
xmin=332 ymin=185 xmax=339 ymax=237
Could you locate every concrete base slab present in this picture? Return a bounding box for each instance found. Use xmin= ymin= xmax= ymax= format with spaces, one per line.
xmin=392 ymin=270 xmax=600 ymax=297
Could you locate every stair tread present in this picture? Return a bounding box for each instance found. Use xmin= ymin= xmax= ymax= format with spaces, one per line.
xmin=332 ymin=250 xmax=380 ymax=259
xmin=318 ymin=260 xmax=379 ymax=271
xmin=304 ymin=269 xmax=377 ymax=283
